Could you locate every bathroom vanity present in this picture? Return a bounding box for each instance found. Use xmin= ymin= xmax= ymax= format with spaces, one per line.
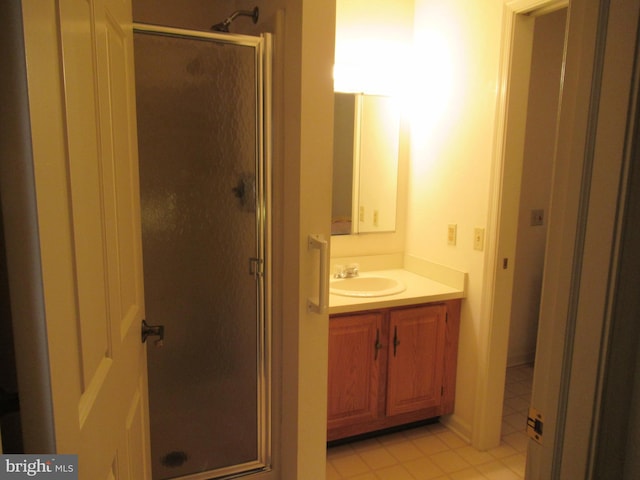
xmin=327 ymin=269 xmax=463 ymax=441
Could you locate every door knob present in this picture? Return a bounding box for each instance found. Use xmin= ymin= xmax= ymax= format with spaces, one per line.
xmin=141 ymin=320 xmax=165 ymax=347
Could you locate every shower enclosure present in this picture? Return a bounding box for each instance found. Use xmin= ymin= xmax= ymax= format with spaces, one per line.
xmin=133 ymin=25 xmax=271 ymax=480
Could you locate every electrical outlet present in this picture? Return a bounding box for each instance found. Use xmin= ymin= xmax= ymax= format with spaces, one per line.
xmin=474 ymin=228 xmax=485 ymax=251
xmin=373 ymin=210 xmax=379 ymax=227
xmin=447 ymin=224 xmax=457 ymax=246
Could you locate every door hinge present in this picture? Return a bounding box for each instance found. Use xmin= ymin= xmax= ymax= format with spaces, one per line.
xmin=527 ymin=407 xmax=544 ymax=444
xmin=249 ymin=257 xmax=264 ymax=278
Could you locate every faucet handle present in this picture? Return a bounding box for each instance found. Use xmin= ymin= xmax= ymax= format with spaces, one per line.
xmin=346 ymin=263 xmax=360 ymax=277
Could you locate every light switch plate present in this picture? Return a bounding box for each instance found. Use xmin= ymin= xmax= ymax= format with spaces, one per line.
xmin=531 ymin=209 xmax=544 ymax=226
xmin=474 ymin=228 xmax=485 ymax=251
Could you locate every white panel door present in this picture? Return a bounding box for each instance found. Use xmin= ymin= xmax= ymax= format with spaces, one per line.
xmin=21 ymin=0 xmax=151 ymax=478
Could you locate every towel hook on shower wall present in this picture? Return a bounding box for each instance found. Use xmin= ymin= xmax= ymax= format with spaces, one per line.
xmin=211 ymin=6 xmax=259 ymax=32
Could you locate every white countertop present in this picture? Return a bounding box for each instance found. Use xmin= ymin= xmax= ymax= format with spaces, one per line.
xmin=328 ymin=269 xmax=465 ymax=315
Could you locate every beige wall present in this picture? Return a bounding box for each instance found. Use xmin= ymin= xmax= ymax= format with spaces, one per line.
xmin=408 ymin=0 xmax=505 ymax=438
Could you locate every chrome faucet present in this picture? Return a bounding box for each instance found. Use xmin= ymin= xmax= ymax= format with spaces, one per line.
xmin=334 ymin=263 xmax=360 ymax=278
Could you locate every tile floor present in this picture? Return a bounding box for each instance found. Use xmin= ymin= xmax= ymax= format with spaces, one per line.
xmin=326 ymin=364 xmax=534 ymax=480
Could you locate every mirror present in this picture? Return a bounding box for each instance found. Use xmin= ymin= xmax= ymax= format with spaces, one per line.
xmin=331 ymin=93 xmax=400 ymax=235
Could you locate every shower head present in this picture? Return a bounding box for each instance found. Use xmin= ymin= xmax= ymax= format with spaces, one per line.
xmin=211 ymin=7 xmax=259 ymax=33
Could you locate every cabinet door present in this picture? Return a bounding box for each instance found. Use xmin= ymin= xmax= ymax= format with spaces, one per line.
xmin=386 ymin=305 xmax=446 ymax=417
xmin=327 ymin=313 xmax=383 ymax=431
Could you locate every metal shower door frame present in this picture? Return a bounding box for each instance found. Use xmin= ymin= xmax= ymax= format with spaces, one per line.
xmin=132 ymin=23 xmax=273 ymax=480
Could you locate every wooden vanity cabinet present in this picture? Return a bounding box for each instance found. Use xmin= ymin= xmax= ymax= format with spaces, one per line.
xmin=327 ymin=300 xmax=460 ymax=441
xmin=327 ymin=312 xmax=384 ymax=432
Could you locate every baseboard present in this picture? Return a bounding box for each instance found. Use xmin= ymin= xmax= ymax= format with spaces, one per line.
xmin=440 ymin=413 xmax=472 ymax=444
xmin=507 ymin=351 xmax=536 ymax=368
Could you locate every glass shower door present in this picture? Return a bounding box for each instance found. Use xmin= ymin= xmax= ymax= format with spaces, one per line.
xmin=133 ymin=27 xmax=270 ymax=480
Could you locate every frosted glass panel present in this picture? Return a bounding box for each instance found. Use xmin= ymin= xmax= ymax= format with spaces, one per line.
xmin=134 ymin=31 xmax=262 ymax=479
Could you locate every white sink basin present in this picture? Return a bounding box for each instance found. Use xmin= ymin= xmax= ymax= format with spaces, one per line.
xmin=330 ymin=276 xmax=406 ymax=298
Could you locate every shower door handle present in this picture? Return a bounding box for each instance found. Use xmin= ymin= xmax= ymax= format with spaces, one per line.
xmin=141 ymin=320 xmax=165 ymax=347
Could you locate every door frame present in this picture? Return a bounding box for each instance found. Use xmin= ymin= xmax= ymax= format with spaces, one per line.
xmin=480 ymin=0 xmax=640 ymax=478
xmin=474 ymin=0 xmax=568 ymax=450
xmin=0 ymin=0 xmax=55 ymax=454
xmin=534 ymin=0 xmax=640 ymax=477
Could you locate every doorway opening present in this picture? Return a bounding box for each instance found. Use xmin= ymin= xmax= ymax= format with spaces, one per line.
xmin=501 ymin=6 xmax=568 ymax=444
xmin=472 ymin=0 xmax=567 ymax=464
xmin=473 ymin=0 xmax=570 ymax=453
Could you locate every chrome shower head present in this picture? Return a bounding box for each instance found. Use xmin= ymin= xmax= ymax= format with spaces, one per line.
xmin=211 ymin=7 xmax=259 ymax=33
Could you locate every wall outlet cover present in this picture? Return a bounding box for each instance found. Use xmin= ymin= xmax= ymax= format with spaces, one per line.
xmin=447 ymin=224 xmax=457 ymax=246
